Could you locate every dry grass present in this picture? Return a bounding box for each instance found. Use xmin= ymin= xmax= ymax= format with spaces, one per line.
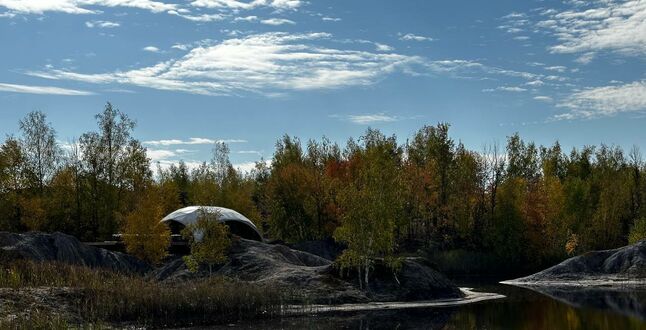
xmin=0 ymin=261 xmax=291 ymax=328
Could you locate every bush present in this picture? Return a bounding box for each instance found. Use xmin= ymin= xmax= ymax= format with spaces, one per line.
xmin=182 ymin=208 xmax=231 ymax=273
xmin=122 ymin=189 xmax=171 ymax=264
xmin=628 ymin=217 xmax=646 ymax=244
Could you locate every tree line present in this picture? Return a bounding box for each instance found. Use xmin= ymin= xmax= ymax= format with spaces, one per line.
xmin=1 ymin=104 xmax=645 ymax=276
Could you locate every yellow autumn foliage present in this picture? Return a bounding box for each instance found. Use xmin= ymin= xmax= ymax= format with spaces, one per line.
xmin=122 ymin=190 xmax=170 ymax=264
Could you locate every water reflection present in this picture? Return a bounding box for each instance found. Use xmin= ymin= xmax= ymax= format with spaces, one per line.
xmin=511 ymin=285 xmax=646 ymax=321
xmin=202 ymin=285 xmax=646 ymax=330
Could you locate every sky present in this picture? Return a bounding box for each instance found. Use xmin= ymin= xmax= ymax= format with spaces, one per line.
xmin=0 ymin=0 xmax=645 ymax=171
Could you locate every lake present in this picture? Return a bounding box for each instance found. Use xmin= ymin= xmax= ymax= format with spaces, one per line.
xmin=205 ymin=283 xmax=646 ymax=330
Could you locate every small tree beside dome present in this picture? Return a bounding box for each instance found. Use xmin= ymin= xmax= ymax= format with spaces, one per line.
xmin=181 ymin=207 xmax=231 ymax=273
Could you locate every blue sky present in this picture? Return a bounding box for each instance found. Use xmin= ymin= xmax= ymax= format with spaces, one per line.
xmin=0 ymin=0 xmax=645 ymax=171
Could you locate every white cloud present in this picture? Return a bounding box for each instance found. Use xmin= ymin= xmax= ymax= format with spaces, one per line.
xmin=538 ymin=0 xmax=646 ymax=56
xmin=0 ymin=82 xmax=93 ymax=95
xmin=234 ymin=159 xmax=271 ymax=174
xmin=234 ymin=15 xmax=257 ymax=22
xmin=422 ymin=60 xmax=551 ymax=83
xmin=545 ymin=65 xmax=567 ymax=73
xmin=168 ymin=11 xmax=226 ymax=22
xmin=533 ymin=95 xmax=553 ymax=102
xmin=503 ymin=27 xmax=523 ymax=33
xmin=29 ymin=32 xmax=426 ymax=96
xmin=375 ymin=43 xmax=394 ymax=52
xmin=513 ymin=36 xmax=530 ymax=41
xmin=482 ymin=86 xmax=527 ymax=93
xmin=575 ymin=52 xmax=595 ymax=64
xmin=556 ymin=80 xmax=646 ymax=119
xmin=85 ymin=20 xmax=119 ymax=28
xmin=321 ymin=16 xmax=341 ymax=22
xmin=172 ymin=44 xmax=189 ymax=51
xmin=399 ymin=33 xmax=434 ymax=42
xmin=142 ymin=46 xmax=160 ymax=52
xmin=502 ymin=12 xmax=526 ymax=19
xmin=155 ymin=160 xmax=204 ymax=173
xmin=190 ymin=0 xmax=302 ymax=10
xmin=143 ymin=138 xmax=247 ymax=146
xmin=237 ymin=150 xmax=263 ymax=156
xmin=147 ymin=149 xmax=176 ymax=161
xmin=333 ymin=113 xmax=399 ymax=124
xmin=0 ymin=0 xmax=177 ymax=15
xmin=260 ymin=18 xmax=294 ymax=25
xmin=171 ymin=39 xmax=217 ymax=51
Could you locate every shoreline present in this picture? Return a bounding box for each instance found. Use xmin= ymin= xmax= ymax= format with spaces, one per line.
xmin=501 ymin=278 xmax=646 ymax=287
xmin=284 ymin=288 xmax=505 ymax=315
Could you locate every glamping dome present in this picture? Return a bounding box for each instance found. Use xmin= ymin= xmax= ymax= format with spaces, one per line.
xmin=161 ymin=206 xmax=262 ymax=241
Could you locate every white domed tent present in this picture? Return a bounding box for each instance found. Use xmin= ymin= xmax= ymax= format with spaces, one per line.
xmin=161 ymin=206 xmax=262 ymax=241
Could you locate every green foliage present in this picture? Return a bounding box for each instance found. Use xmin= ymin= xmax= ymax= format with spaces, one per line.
xmin=334 ymin=129 xmax=403 ymax=289
xmin=629 ymin=217 xmax=646 ymax=244
xmin=265 ymin=136 xmax=339 ymax=242
xmin=121 ymin=188 xmax=171 ymax=264
xmin=490 ymin=178 xmax=527 ymax=263
xmin=19 ymin=111 xmax=60 ymax=193
xmin=181 ymin=208 xmax=231 ymax=272
xmin=1 ymin=105 xmax=645 ymax=276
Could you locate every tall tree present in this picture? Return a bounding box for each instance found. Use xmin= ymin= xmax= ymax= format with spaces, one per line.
xmin=19 ymin=111 xmax=60 ymax=193
xmin=211 ymin=142 xmax=232 ymax=185
xmin=335 ymin=129 xmax=404 ymax=290
xmin=0 ymin=138 xmax=26 ymax=231
xmin=122 ymin=187 xmax=171 ymax=264
xmin=79 ymin=131 xmax=103 ymax=238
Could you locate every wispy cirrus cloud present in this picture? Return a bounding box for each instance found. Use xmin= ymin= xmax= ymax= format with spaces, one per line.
xmin=535 ymin=0 xmax=646 ymax=58
xmin=331 ymin=113 xmax=399 ymax=124
xmin=0 ymin=0 xmax=303 ymax=23
xmin=143 ymin=138 xmax=247 ymax=146
xmin=168 ymin=11 xmax=226 ymax=22
xmin=0 ymin=82 xmax=94 ymax=95
xmin=374 ymin=43 xmax=394 ymax=52
xmin=27 ymin=32 xmax=427 ymax=96
xmin=190 ymin=0 xmax=302 ymax=11
xmin=142 ymin=46 xmax=161 ymax=53
xmin=234 ymin=15 xmax=257 ymax=22
xmin=482 ymin=86 xmax=527 ymax=93
xmin=556 ymin=80 xmax=646 ymax=120
xmin=423 ymin=59 xmax=550 ymax=82
xmin=398 ymin=33 xmax=434 ymax=42
xmin=25 ymin=32 xmax=564 ymax=99
xmin=0 ymin=0 xmax=177 ymax=15
xmin=85 ymin=20 xmax=119 ymax=28
xmin=533 ymin=95 xmax=553 ymax=103
xmin=545 ymin=65 xmax=567 ymax=73
xmin=147 ymin=149 xmax=177 ymax=161
xmin=260 ymin=18 xmax=294 ymax=25
xmin=236 ymin=150 xmax=263 ymax=156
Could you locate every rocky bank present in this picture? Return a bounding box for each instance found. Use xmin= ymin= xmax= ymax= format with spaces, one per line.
xmin=504 ymin=240 xmax=646 ymax=286
xmin=0 ymin=232 xmax=462 ymax=304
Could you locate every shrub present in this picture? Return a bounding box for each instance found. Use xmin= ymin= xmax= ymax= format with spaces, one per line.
xmin=182 ymin=207 xmax=231 ymax=273
xmin=628 ymin=217 xmax=646 ymax=245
